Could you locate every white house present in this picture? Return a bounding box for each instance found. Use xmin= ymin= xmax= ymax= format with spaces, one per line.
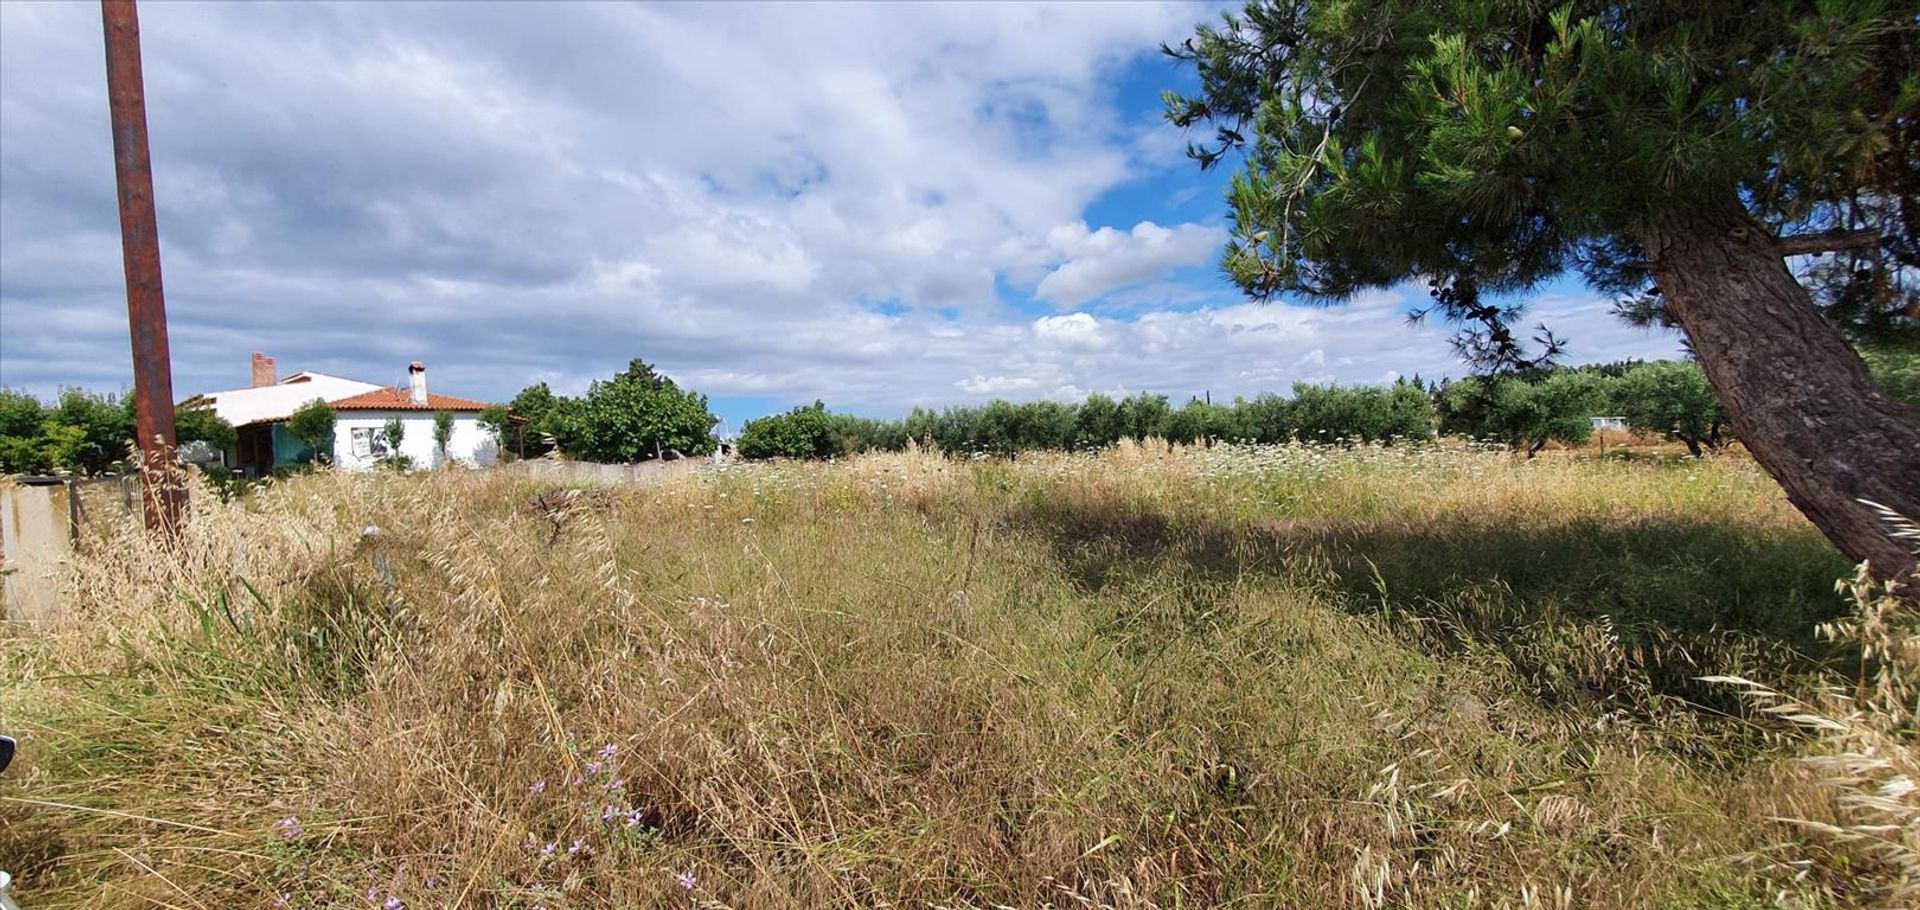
xmin=190 ymin=354 xmax=497 ymax=474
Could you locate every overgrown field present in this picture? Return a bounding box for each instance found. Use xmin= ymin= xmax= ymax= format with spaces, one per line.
xmin=2 ymin=443 xmax=1900 ymax=908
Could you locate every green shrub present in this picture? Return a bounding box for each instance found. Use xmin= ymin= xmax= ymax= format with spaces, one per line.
xmin=286 ymin=399 xmax=337 ymax=464
xmin=738 ymin=402 xmax=834 ymax=459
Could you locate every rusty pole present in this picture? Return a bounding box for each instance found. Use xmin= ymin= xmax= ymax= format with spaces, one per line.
xmin=101 ymin=0 xmax=183 ymax=534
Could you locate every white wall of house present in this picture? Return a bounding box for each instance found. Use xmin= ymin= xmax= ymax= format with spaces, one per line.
xmin=331 ymin=411 xmax=499 ymax=470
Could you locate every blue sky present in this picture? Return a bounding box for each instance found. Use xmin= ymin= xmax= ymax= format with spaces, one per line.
xmin=0 ymin=2 xmax=1684 ymax=431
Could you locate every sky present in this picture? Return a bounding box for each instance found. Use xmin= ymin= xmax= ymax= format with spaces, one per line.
xmin=0 ymin=1 xmax=1685 ymax=431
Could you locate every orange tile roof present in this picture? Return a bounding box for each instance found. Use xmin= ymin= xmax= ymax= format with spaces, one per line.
xmin=328 ymin=388 xmax=491 ymax=411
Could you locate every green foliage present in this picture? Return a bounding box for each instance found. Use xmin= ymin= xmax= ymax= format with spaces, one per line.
xmin=476 ymin=404 xmax=513 ymax=460
xmin=738 ymin=402 xmax=835 ymax=460
xmin=824 ymin=412 xmax=907 ymax=454
xmin=1073 ymin=393 xmax=1123 ymax=449
xmin=50 ymin=388 xmax=134 ymax=475
xmin=1612 ymin=361 xmax=1729 ymax=456
xmin=431 ymin=409 xmax=455 ymax=462
xmin=0 ymin=388 xmax=131 ymax=475
xmin=1861 ymin=345 xmax=1920 ymax=405
xmin=286 ymin=399 xmax=337 ymax=463
xmin=174 ymin=400 xmax=237 ymax=453
xmin=563 ymin=366 xmax=717 ymax=462
xmin=1166 ymin=1 xmax=1919 ymax=363
xmin=501 ymin=363 xmax=708 ymax=462
xmin=1441 ymin=371 xmax=1602 ymax=455
xmin=505 ymin=383 xmax=565 ymax=458
xmin=745 ymin=382 xmax=1443 ymax=460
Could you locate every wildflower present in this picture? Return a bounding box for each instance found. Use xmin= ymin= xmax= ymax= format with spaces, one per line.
xmin=596 ymin=742 xmax=618 ymax=759
xmin=539 ymin=841 xmax=556 ymax=860
xmin=606 ymin=777 xmax=625 ymax=792
xmin=528 ymin=779 xmax=546 ymax=795
xmin=601 ymin=804 xmax=619 ymax=822
xmin=583 ymin=760 xmax=603 ymax=776
xmin=675 ymin=870 xmax=697 ymax=890
xmin=384 ymin=897 xmax=405 ymax=910
xmin=568 ymin=835 xmax=588 ymax=856
xmin=272 ymin=895 xmax=291 ymax=909
xmin=623 ymin=807 xmax=646 ymax=828
xmin=275 ymin=816 xmax=302 ymax=841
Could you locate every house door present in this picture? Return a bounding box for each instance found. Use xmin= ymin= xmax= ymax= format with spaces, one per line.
xmin=235 ymin=424 xmax=274 ymax=477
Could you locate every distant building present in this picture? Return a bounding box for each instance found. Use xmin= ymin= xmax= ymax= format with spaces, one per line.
xmin=187 ymin=353 xmax=496 ymax=475
xmin=1590 ymin=415 xmax=1628 ymax=431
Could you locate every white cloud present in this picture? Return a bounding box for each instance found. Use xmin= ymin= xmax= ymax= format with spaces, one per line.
xmin=1035 ymin=220 xmax=1226 ymax=306
xmin=958 ymin=375 xmax=1044 ymax=395
xmin=1033 ymin=312 xmax=1112 ymax=350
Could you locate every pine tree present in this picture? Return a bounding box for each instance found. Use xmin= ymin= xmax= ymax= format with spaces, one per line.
xmin=1166 ymin=1 xmax=1920 ymax=577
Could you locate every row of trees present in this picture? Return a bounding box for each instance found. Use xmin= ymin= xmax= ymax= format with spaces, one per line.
xmin=7 ymin=351 xmax=1908 ymax=473
xmin=0 ymin=389 xmax=233 ymax=476
xmin=734 ymin=359 xmax=1784 ymax=461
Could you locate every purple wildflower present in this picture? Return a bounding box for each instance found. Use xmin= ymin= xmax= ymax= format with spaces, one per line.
xmin=583 ymin=761 xmax=603 ymax=776
xmin=623 ymin=807 xmax=646 ymax=828
xmin=675 ymin=870 xmax=697 ymax=890
xmin=567 ymin=835 xmax=588 ymax=856
xmin=272 ymin=895 xmax=291 ymax=909
xmin=539 ymin=841 xmax=556 ymax=860
xmin=527 ymin=779 xmax=546 ymax=795
xmin=383 ymin=897 xmax=405 ymax=910
xmin=597 ymin=742 xmax=618 ymax=759
xmin=274 ymin=816 xmax=302 ymax=841
xmin=606 ymin=777 xmax=625 ymax=792
xmin=600 ymin=804 xmax=619 ymax=822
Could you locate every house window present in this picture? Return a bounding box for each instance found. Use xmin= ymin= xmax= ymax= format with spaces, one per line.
xmin=351 ymin=427 xmax=391 ymax=458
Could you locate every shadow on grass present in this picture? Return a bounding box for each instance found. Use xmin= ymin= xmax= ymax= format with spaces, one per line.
xmin=1013 ymin=495 xmax=1854 ymax=733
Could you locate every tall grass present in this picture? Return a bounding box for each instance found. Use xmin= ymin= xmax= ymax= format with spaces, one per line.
xmin=0 ymin=444 xmax=1890 ymax=908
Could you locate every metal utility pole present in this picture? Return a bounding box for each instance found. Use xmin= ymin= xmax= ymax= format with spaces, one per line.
xmin=101 ymin=0 xmax=182 ymax=534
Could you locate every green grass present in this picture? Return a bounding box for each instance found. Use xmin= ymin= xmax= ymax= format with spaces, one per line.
xmin=0 ymin=443 xmax=1886 ymax=908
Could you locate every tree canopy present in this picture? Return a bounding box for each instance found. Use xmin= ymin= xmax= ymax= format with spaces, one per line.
xmin=286 ymin=398 xmax=337 ymax=462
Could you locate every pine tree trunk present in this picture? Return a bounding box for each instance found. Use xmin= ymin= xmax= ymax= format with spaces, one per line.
xmin=1645 ymin=203 xmax=1920 ymax=580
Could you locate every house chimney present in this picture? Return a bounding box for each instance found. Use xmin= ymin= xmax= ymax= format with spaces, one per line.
xmin=250 ymin=352 xmax=276 ymax=387
xmin=408 ymin=361 xmax=427 ymax=404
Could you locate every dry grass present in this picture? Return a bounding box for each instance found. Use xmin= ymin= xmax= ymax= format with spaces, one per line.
xmin=0 ymin=443 xmax=1897 ymax=908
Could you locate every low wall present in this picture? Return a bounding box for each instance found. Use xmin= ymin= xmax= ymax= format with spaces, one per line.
xmin=493 ymin=457 xmax=709 ymax=486
xmin=1 ymin=479 xmax=71 ymax=622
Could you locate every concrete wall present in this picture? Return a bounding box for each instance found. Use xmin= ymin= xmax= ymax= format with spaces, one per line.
xmin=332 ymin=411 xmax=499 ymax=470
xmin=495 ymin=457 xmax=706 ymax=486
xmin=1 ymin=481 xmax=68 ymax=622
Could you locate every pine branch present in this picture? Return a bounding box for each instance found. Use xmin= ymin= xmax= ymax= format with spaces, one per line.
xmin=1778 ymin=229 xmax=1881 ymax=256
